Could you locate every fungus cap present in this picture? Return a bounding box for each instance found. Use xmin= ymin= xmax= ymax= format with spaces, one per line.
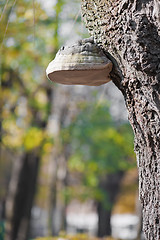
xmin=46 ymin=38 xmax=113 ymax=86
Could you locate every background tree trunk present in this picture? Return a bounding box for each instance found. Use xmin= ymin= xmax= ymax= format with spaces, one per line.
xmin=5 ymin=152 xmax=39 ymax=240
xmin=47 ymin=85 xmax=72 ymax=236
xmin=97 ymin=171 xmax=124 ymax=237
xmin=81 ymin=0 xmax=160 ymax=239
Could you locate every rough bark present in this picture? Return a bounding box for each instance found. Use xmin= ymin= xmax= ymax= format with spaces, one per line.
xmin=81 ymin=0 xmax=160 ymax=239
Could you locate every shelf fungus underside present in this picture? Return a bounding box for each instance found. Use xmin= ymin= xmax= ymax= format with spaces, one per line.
xmin=46 ymin=38 xmax=113 ymax=86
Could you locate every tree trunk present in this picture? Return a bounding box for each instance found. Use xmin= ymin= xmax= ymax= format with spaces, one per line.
xmin=97 ymin=171 xmax=124 ymax=237
xmin=47 ymin=85 xmax=70 ymax=236
xmin=81 ymin=0 xmax=160 ymax=239
xmin=5 ymin=152 xmax=39 ymax=240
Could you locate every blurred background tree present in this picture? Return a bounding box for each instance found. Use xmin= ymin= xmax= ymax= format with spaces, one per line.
xmin=61 ymin=100 xmax=135 ymax=237
xmin=0 ymin=1 xmax=54 ymax=239
xmin=0 ymin=0 xmax=137 ymax=240
xmin=0 ymin=0 xmax=87 ymax=239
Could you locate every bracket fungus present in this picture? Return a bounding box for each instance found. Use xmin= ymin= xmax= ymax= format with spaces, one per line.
xmin=46 ymin=38 xmax=113 ymax=86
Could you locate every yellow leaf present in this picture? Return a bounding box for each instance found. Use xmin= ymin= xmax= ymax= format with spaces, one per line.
xmin=23 ymin=127 xmax=44 ymax=151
